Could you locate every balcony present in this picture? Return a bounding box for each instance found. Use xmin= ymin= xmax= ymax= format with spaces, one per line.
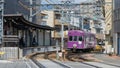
xmin=55 ymin=19 xmax=69 ymax=26
xmin=105 ymin=30 xmax=110 ymax=35
xmin=94 ymin=24 xmax=102 ymax=29
xmin=54 ymin=31 xmax=68 ymax=38
xmin=95 ymin=33 xmax=105 ymax=39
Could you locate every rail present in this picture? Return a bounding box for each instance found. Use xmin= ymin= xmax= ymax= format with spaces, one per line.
xmin=29 ymin=53 xmax=72 ymax=68
xmin=48 ymin=58 xmax=72 ymax=68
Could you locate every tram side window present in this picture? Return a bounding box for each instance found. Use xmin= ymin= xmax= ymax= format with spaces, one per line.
xmin=90 ymin=36 xmax=94 ymax=41
xmin=91 ymin=36 xmax=94 ymax=41
xmin=69 ymin=36 xmax=73 ymax=41
xmin=74 ymin=36 xmax=77 ymax=41
xmin=79 ymin=36 xmax=83 ymax=41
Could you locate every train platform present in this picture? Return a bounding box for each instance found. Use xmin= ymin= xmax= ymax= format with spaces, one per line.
xmin=0 ymin=60 xmax=12 ymax=63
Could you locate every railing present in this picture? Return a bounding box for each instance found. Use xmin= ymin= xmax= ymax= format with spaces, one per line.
xmin=105 ymin=30 xmax=110 ymax=35
xmin=95 ymin=33 xmax=105 ymax=39
xmin=94 ymin=24 xmax=102 ymax=29
xmin=55 ymin=19 xmax=69 ymax=26
xmin=3 ymin=35 xmax=19 ymax=42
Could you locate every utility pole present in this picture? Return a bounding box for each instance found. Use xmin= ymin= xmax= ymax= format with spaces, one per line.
xmin=60 ymin=11 xmax=64 ymax=52
xmin=81 ymin=17 xmax=84 ymax=30
xmin=0 ymin=0 xmax=4 ymax=45
xmin=29 ymin=0 xmax=33 ymax=22
xmin=29 ymin=0 xmax=41 ymax=22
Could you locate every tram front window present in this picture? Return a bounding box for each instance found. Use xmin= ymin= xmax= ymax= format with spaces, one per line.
xmin=74 ymin=36 xmax=77 ymax=41
xmin=79 ymin=36 xmax=82 ymax=41
xmin=69 ymin=36 xmax=73 ymax=41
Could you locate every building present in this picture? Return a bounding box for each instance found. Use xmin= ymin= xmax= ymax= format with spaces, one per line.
xmin=104 ymin=0 xmax=113 ymax=53
xmin=80 ymin=0 xmax=105 ymax=44
xmin=113 ymin=0 xmax=120 ymax=55
xmin=39 ymin=10 xmax=70 ymax=47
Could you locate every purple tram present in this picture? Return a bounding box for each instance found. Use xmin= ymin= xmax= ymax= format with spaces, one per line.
xmin=67 ymin=30 xmax=96 ymax=52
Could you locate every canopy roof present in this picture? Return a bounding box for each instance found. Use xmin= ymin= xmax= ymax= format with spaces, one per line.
xmin=4 ymin=14 xmax=54 ymax=30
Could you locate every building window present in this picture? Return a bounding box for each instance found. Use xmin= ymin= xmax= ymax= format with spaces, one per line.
xmin=41 ymin=21 xmax=47 ymax=25
xmin=96 ymin=29 xmax=101 ymax=33
xmin=41 ymin=15 xmax=48 ymax=19
xmin=55 ymin=14 xmax=61 ymax=19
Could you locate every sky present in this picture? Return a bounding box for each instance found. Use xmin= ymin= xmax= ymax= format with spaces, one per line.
xmin=41 ymin=0 xmax=87 ymax=4
xmin=74 ymin=0 xmax=87 ymax=3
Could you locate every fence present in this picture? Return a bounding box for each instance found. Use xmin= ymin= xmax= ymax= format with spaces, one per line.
xmin=0 ymin=47 xmax=19 ymax=60
xmin=0 ymin=46 xmax=60 ymax=59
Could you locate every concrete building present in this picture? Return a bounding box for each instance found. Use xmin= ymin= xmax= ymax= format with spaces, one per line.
xmin=80 ymin=0 xmax=105 ymax=45
xmin=113 ymin=0 xmax=120 ymax=55
xmin=104 ymin=0 xmax=113 ymax=53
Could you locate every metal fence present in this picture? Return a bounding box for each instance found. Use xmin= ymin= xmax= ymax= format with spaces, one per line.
xmin=0 ymin=47 xmax=19 ymax=60
xmin=0 ymin=46 xmax=60 ymax=59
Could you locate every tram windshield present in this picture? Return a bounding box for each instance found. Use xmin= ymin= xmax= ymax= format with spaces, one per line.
xmin=79 ymin=36 xmax=83 ymax=41
xmin=69 ymin=36 xmax=83 ymax=41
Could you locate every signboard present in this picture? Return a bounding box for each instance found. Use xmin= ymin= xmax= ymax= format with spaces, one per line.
xmin=0 ymin=0 xmax=4 ymax=44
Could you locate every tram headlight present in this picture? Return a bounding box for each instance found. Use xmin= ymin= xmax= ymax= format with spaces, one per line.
xmin=73 ymin=44 xmax=77 ymax=48
xmin=78 ymin=41 xmax=82 ymax=44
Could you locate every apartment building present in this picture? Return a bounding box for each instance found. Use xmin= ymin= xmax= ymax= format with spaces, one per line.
xmin=80 ymin=0 xmax=105 ymax=45
xmin=38 ymin=10 xmax=69 ymax=46
xmin=104 ymin=0 xmax=113 ymax=53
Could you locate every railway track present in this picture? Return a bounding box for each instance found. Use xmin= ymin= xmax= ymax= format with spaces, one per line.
xmin=29 ymin=53 xmax=72 ymax=68
xmin=66 ymin=51 xmax=120 ymax=68
xmin=79 ymin=62 xmax=102 ymax=68
xmin=27 ymin=50 xmax=120 ymax=68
